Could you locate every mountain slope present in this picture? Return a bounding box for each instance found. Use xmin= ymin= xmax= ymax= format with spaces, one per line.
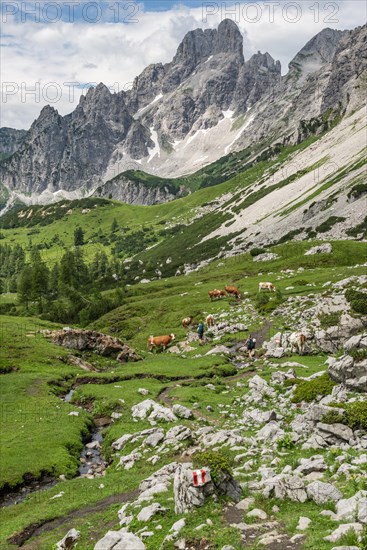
xmin=1 ymin=21 xmax=365 ymax=209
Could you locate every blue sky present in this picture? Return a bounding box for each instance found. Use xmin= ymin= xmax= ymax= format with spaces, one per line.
xmin=1 ymin=1 xmax=366 ymax=128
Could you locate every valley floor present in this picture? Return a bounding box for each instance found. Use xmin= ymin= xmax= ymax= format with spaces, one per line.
xmin=0 ymin=241 xmax=366 ymax=549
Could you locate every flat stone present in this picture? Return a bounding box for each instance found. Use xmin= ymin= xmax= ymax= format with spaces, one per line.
xmin=296 ymin=516 xmax=311 ymax=530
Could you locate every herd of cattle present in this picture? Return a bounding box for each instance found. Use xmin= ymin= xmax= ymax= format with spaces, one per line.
xmin=146 ymin=281 xmax=307 ymax=354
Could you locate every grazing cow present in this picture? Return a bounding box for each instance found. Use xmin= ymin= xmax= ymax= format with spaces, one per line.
xmin=225 ymin=285 xmax=241 ymax=299
xmin=182 ymin=317 xmax=192 ymax=329
xmin=208 ymin=289 xmax=227 ymax=301
xmin=147 ymin=334 xmax=175 ymax=352
xmin=289 ymin=332 xmax=306 ymax=355
xmin=206 ymin=314 xmax=215 ymax=327
xmin=259 ymin=282 xmax=276 ymax=292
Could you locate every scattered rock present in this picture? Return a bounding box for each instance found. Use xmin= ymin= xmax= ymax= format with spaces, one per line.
xmin=56 ymin=529 xmax=80 ymax=549
xmin=263 ymin=474 xmax=307 ymax=503
xmin=247 ymin=508 xmax=267 ymax=520
xmin=305 ymin=243 xmax=333 ymax=255
xmin=172 ymin=404 xmax=193 ymax=419
xmin=94 ymin=529 xmax=145 ymax=550
xmin=324 ymin=523 xmax=363 ymax=543
xmin=336 ymin=490 xmax=367 ymax=524
xmin=296 ymin=517 xmax=311 ymax=530
xmin=137 ymin=503 xmax=166 ymax=522
xmin=307 ymin=481 xmax=342 ymax=505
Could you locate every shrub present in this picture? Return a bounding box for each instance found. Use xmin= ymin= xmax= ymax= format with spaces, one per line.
xmin=347 ymin=183 xmax=367 ymax=200
xmin=345 ymin=288 xmax=367 ymax=314
xmin=193 ymin=449 xmax=233 ymax=484
xmin=349 ymin=347 xmax=367 ymax=362
xmin=250 ymin=247 xmax=266 ymax=257
xmin=292 ymin=373 xmax=335 ymax=403
xmin=316 ymin=216 xmax=346 ymax=233
xmin=359 ymin=524 xmax=367 ymax=550
xmin=318 ymin=311 xmax=341 ymax=328
xmin=210 ymin=364 xmax=237 ymax=377
xmin=283 ymin=378 xmax=299 ymax=388
xmin=277 ymin=433 xmax=296 ymax=450
xmin=293 ymin=279 xmax=308 ymax=286
xmin=321 ymin=410 xmax=345 ymax=425
xmin=344 ymin=402 xmax=367 ymax=430
xmin=323 ymin=402 xmax=367 ymax=430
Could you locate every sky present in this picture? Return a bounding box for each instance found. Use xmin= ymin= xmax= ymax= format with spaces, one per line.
xmin=1 ymin=0 xmax=366 ymax=129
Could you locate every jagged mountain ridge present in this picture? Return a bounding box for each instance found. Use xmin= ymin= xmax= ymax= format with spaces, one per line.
xmin=0 ymin=20 xmax=366 ymax=210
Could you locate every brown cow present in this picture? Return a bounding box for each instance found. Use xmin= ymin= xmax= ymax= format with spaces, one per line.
xmin=148 ymin=334 xmax=175 ymax=352
xmin=225 ymin=285 xmax=241 ymax=298
xmin=182 ymin=317 xmax=192 ymax=328
xmin=208 ymin=289 xmax=227 ymax=301
xmin=206 ymin=314 xmax=215 ymax=327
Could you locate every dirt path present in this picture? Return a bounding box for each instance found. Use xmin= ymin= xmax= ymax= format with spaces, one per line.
xmin=8 ymin=489 xmax=139 ymax=547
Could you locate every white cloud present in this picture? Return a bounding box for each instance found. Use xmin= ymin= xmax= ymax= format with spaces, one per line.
xmin=1 ymin=1 xmax=365 ymax=129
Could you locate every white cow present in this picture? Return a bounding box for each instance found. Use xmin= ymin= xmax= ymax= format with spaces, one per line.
xmin=259 ymin=282 xmax=276 ymax=292
xmin=206 ymin=314 xmax=215 ymax=327
xmin=289 ymin=332 xmax=306 ymax=355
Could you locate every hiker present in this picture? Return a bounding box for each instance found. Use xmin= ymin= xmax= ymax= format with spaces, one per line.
xmin=246 ymin=335 xmax=256 ymax=359
xmin=197 ymin=321 xmax=205 ymax=344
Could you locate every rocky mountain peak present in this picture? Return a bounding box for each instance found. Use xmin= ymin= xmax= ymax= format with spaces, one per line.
xmin=216 ymin=18 xmax=244 ymax=59
xmin=172 ymin=18 xmax=244 ymax=67
xmin=289 ymin=27 xmax=347 ymax=76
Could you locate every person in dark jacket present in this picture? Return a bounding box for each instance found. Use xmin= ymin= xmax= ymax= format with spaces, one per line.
xmin=246 ymin=335 xmax=256 ymax=359
xmin=197 ymin=322 xmax=204 ymax=344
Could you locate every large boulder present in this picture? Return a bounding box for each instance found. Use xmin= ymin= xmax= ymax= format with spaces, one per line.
xmin=131 ymin=399 xmax=177 ymax=423
xmin=328 ymin=352 xmax=367 ymax=393
xmin=262 ymin=474 xmax=307 ymax=503
xmin=295 ymin=455 xmax=327 ymax=476
xmin=316 ymin=422 xmax=354 ymax=443
xmin=48 ymin=329 xmax=140 ymax=361
xmin=306 ymin=481 xmax=342 ymax=505
xmin=173 ymin=463 xmax=214 ymax=514
xmin=56 ymin=529 xmax=80 ymax=549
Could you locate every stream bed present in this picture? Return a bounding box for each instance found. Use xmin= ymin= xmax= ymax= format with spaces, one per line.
xmin=0 ymin=388 xmax=107 ymax=508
